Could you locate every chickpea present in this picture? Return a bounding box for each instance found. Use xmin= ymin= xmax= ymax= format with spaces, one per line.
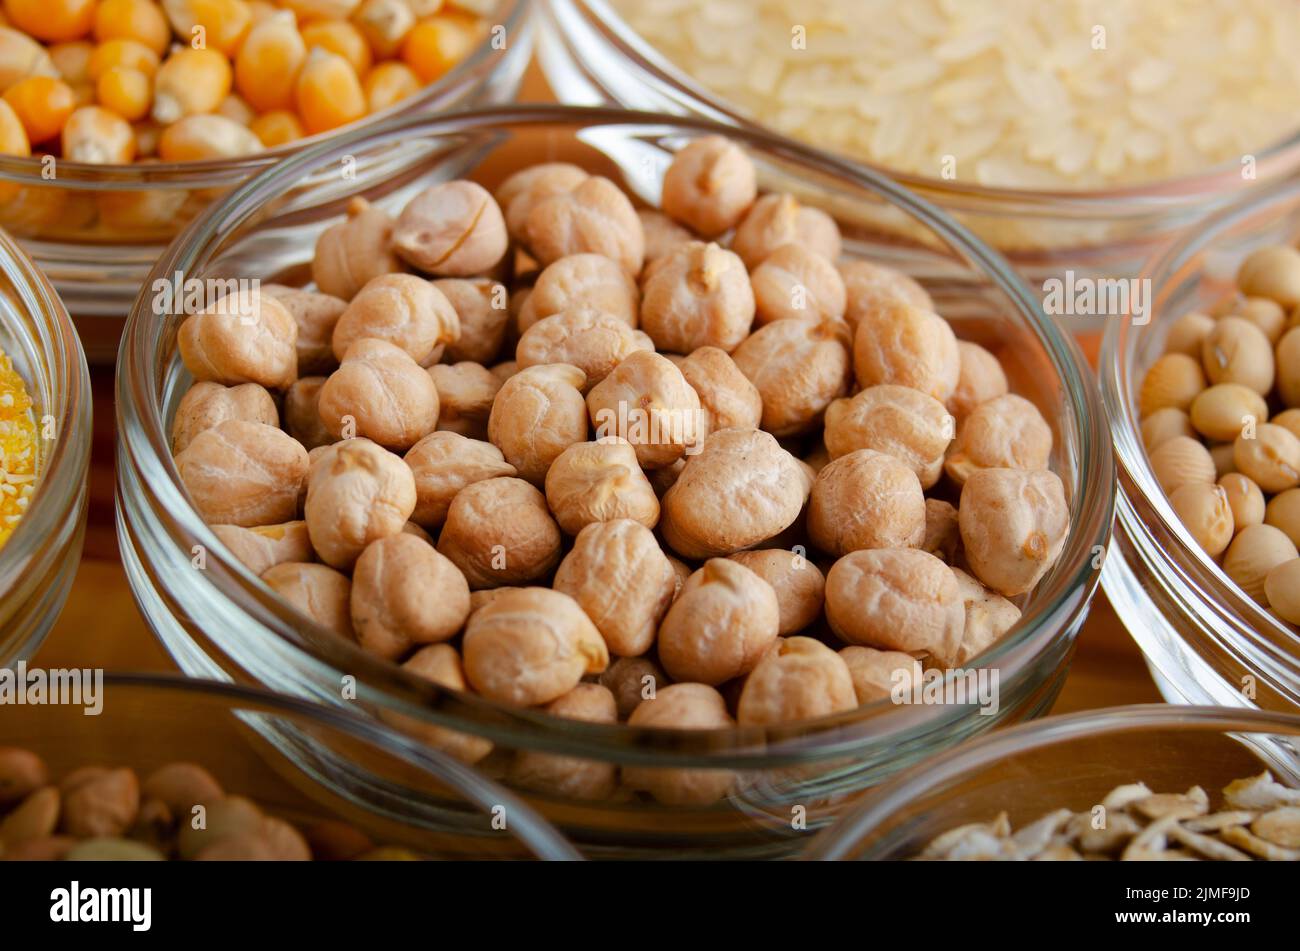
xmin=211 ymin=520 xmax=313 ymax=576
xmin=623 ymin=684 xmax=735 ymax=806
xmin=1169 ymin=482 xmax=1234 ymax=557
xmin=824 ymin=548 xmax=963 ymax=659
xmin=515 ymin=305 xmax=650 ymax=389
xmin=947 ymin=340 xmax=1009 ymax=421
xmin=391 ymin=180 xmax=508 ymax=277
xmin=1189 ymin=383 xmax=1268 ymax=443
xmin=727 ymin=548 xmax=825 ymax=635
xmin=553 ymin=519 xmax=676 ymax=658
xmin=509 ymin=684 xmax=619 ymax=801
xmin=434 ymin=278 xmax=511 ymax=365
xmin=674 ymin=346 xmax=762 ymax=436
xmin=838 ymin=646 xmax=920 ymax=705
xmin=599 ymin=655 xmax=669 ymax=719
xmin=387 ymin=644 xmax=492 ymax=765
xmin=824 ymin=384 xmax=953 ymax=488
xmin=949 ymin=567 xmax=1022 ymax=665
xmin=737 ymin=636 xmax=856 ymax=726
xmin=1233 ymin=423 xmax=1300 ymax=493
xmin=659 ymin=428 xmax=806 ymax=559
xmin=304 ymin=438 xmax=415 ymax=570
xmin=261 ymin=284 xmax=347 ymax=376
xmin=660 ymin=135 xmax=756 ymax=238
xmin=586 ymin=350 xmax=703 ymax=469
xmin=638 ymin=208 xmax=694 ymax=266
xmin=730 ymin=192 xmax=841 ymax=270
xmin=462 ymin=587 xmax=608 ymax=706
xmin=525 ymin=253 xmax=640 ymax=328
xmin=945 ymin=394 xmax=1052 ymax=485
xmin=1237 ymin=245 xmax=1300 ymax=309
xmin=657 ymin=558 xmax=779 ymax=684
xmin=350 ymin=533 xmax=471 ymax=660
xmin=1 ymin=787 xmax=60 ymax=847
xmin=176 ymin=796 xmax=265 ymax=859
xmin=808 ymin=449 xmax=925 ymax=556
xmin=750 ymin=243 xmax=847 ymax=325
xmin=311 ymin=197 xmax=405 ymax=302
xmin=1139 ymin=352 xmax=1207 ymax=416
xmin=60 ymin=767 xmax=139 ymax=839
xmin=1265 ymin=488 xmax=1300 ymax=547
xmin=1277 ymin=326 xmax=1300 ymax=407
xmin=1202 ymin=317 xmax=1275 ymax=395
xmin=1162 ymin=311 xmax=1216 ymax=358
xmin=427 ymin=361 xmax=500 ymax=435
xmin=141 ymin=763 xmax=224 ymax=817
xmin=1140 ymin=407 xmax=1196 ymax=452
xmin=403 ymin=431 xmax=516 ymax=528
xmin=1220 ymin=473 xmax=1266 ymax=533
xmin=1149 ymin=435 xmax=1217 ymax=495
xmin=639 ymin=241 xmax=755 ymax=354
xmin=1264 ymin=558 xmax=1300 ymax=624
xmin=331 ymin=273 xmax=459 ymax=366
xmin=852 ymin=300 xmax=960 ymax=403
xmin=544 ymin=440 xmax=660 ymax=535
xmin=436 ymin=477 xmax=562 ymax=589
xmin=495 ymin=162 xmax=589 ymax=244
xmin=486 ymin=363 xmax=588 ymax=483
xmin=838 ymin=259 xmax=933 ymax=335
xmin=175 ymin=420 xmax=308 ymax=527
xmin=1222 ymin=524 xmax=1299 ymax=604
xmin=922 ymin=498 xmax=961 ymax=563
xmin=958 ymin=467 xmax=1070 ymax=597
xmin=732 ymin=317 xmax=852 ymax=436
xmin=524 ymin=175 xmax=644 ymax=275
xmin=177 ymin=288 xmax=297 ymax=390
xmin=317 ymin=338 xmax=440 ymax=450
xmin=171 ymin=380 xmax=278 ymax=453
xmin=259 ymin=562 xmax=353 ymax=637
xmin=282 ymin=376 xmax=332 ymax=449
xmin=0 ymin=747 xmax=47 ymax=806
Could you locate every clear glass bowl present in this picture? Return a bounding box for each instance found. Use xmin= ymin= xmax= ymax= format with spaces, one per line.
xmin=0 ymin=0 xmax=533 ymax=360
xmin=0 ymin=672 xmax=580 ymax=860
xmin=537 ymin=0 xmax=1300 ymax=331
xmin=1101 ymin=176 xmax=1300 ymax=715
xmin=116 ymin=105 xmax=1114 ymax=858
xmin=804 ymin=704 xmax=1300 ymax=860
xmin=0 ymin=226 xmax=91 ymax=665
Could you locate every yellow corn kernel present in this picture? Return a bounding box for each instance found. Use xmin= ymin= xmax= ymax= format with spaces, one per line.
xmin=281 ymin=0 xmax=359 ymax=24
xmin=234 ymin=11 xmax=305 ymax=112
xmin=3 ymin=0 xmax=96 ymax=43
xmin=94 ymin=0 xmax=172 ymax=55
xmin=301 ymin=19 xmax=371 ymax=77
xmin=132 ymin=117 xmax=161 ymax=155
xmin=215 ymin=92 xmax=254 ymax=124
xmin=246 ymin=0 xmax=277 ymax=24
xmin=96 ymin=66 xmax=152 ymax=121
xmin=400 ymin=14 xmax=481 ymax=85
xmin=97 ymin=182 xmax=190 ymax=232
xmin=405 ymin=0 xmax=443 ymax=16
xmin=0 ymin=346 xmax=39 ymax=550
xmin=87 ymin=39 xmax=161 ymax=81
xmin=294 ymin=46 xmax=363 ymax=134
xmin=70 ymin=81 xmax=94 ymax=105
xmin=158 ymin=112 xmax=262 ymax=160
xmin=0 ymin=26 xmax=59 ymax=91
xmin=362 ymin=59 xmax=416 ymax=113
xmin=447 ymin=0 xmax=494 ymax=14
xmin=152 ymin=46 xmax=232 ymax=123
xmin=0 ymin=97 xmax=30 ymax=154
xmin=48 ymin=40 xmax=94 ymax=84
xmin=248 ymin=107 xmax=301 ymax=147
xmin=162 ymin=0 xmax=254 ymax=58
xmin=352 ymin=0 xmax=413 ymax=59
xmin=3 ymin=75 xmax=76 ymax=142
xmin=62 ymin=104 xmax=135 ymax=163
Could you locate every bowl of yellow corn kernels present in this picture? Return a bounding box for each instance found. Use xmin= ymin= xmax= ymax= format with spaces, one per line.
xmin=0 ymin=223 xmax=91 ymax=663
xmin=0 ymin=0 xmax=534 ymax=357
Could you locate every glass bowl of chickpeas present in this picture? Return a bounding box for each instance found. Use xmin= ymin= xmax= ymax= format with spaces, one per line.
xmin=116 ymin=105 xmax=1114 ymax=858
xmin=0 ymin=0 xmax=533 ymax=359
xmin=1102 ymin=174 xmax=1300 ymax=716
xmin=0 ymin=671 xmax=581 ymax=860
xmin=0 ymin=224 xmax=90 ymax=666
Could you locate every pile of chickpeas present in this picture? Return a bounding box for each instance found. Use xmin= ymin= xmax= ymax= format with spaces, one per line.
xmin=0 ymin=747 xmax=414 ymax=860
xmin=169 ymin=134 xmax=1071 ymax=805
xmin=0 ymin=0 xmax=489 ymax=164
xmin=1139 ymin=245 xmax=1300 ymax=625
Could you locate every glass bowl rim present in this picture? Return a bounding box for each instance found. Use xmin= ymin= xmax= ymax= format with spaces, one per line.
xmin=803 ymin=702 xmax=1300 ymax=860
xmin=117 ymin=102 xmax=1114 ymax=757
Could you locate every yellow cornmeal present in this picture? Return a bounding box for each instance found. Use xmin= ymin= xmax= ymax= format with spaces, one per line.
xmin=0 ymin=346 xmax=37 ymax=549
